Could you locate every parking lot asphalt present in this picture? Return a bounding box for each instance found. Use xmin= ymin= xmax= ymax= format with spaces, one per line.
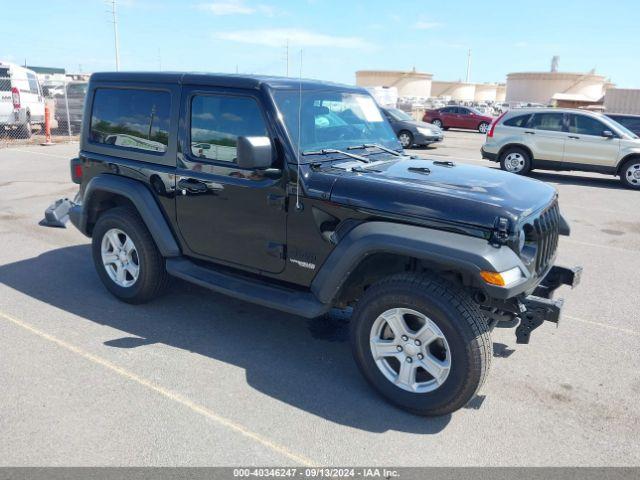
xmin=0 ymin=132 xmax=639 ymax=466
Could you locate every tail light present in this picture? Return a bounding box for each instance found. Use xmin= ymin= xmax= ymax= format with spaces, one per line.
xmin=487 ymin=111 xmax=507 ymax=138
xmin=11 ymin=87 xmax=20 ymax=109
xmin=70 ymin=158 xmax=83 ymax=184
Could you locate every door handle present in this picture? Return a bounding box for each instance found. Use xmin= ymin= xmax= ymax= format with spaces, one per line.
xmin=568 ymin=135 xmax=580 ymax=139
xmin=524 ymin=131 xmax=535 ymax=135
xmin=177 ymin=178 xmax=208 ymax=194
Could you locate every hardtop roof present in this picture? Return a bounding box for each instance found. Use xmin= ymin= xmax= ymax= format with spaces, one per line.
xmin=89 ymin=71 xmax=366 ymax=93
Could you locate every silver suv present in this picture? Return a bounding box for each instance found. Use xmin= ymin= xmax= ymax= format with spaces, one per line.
xmin=481 ymin=108 xmax=640 ymax=189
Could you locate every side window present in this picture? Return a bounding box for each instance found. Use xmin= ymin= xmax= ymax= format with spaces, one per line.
xmin=530 ymin=113 xmax=565 ymax=132
xmin=27 ymin=73 xmax=39 ymax=94
xmin=440 ymin=107 xmax=453 ymax=114
xmin=90 ymin=88 xmax=171 ymax=153
xmin=503 ymin=114 xmax=531 ymax=128
xmin=568 ymin=114 xmax=607 ymax=136
xmin=457 ymin=108 xmax=469 ymax=115
xmin=190 ymin=94 xmax=267 ymax=163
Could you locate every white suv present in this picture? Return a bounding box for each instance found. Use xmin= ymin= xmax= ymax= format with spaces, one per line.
xmin=0 ymin=61 xmax=45 ymax=138
xmin=481 ymin=108 xmax=640 ymax=189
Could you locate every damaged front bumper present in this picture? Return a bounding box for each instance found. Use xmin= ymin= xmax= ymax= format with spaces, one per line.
xmin=515 ymin=266 xmax=582 ymax=344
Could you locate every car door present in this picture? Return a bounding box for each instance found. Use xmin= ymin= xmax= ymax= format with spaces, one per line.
xmin=440 ymin=107 xmax=457 ymax=127
xmin=563 ymin=113 xmax=620 ymax=168
xmin=525 ymin=112 xmax=567 ymax=163
xmin=175 ymin=86 xmax=287 ymax=274
xmin=25 ymin=72 xmax=45 ymax=123
xmin=456 ymin=107 xmax=474 ymax=129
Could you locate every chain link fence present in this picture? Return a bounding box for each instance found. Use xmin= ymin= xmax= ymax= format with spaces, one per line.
xmin=1 ymin=65 xmax=84 ymax=147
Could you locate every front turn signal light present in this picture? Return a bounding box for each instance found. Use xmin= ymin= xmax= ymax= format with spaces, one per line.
xmin=480 ymin=267 xmax=523 ymax=287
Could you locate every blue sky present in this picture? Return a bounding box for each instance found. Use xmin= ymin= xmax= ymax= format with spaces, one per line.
xmin=3 ymin=0 xmax=639 ymax=87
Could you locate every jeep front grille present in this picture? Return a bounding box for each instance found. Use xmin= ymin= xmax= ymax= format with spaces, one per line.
xmin=531 ymin=201 xmax=560 ymax=276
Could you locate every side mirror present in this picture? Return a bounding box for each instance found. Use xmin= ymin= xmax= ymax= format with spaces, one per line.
xmin=236 ymin=136 xmax=273 ymax=169
xmin=602 ymin=130 xmax=615 ymax=138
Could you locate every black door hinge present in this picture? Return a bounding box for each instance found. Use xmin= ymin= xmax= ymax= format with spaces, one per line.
xmin=266 ymin=242 xmax=285 ymax=259
xmin=267 ymin=193 xmax=287 ymax=211
xmin=490 ymin=216 xmax=510 ymax=247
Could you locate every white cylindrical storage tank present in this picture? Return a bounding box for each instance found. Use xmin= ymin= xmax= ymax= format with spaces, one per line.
xmin=431 ymin=81 xmax=476 ymax=101
xmin=474 ymin=83 xmax=498 ymax=102
xmin=495 ymin=84 xmax=507 ymax=102
xmin=355 ymin=70 xmax=433 ymax=98
xmin=604 ymin=88 xmax=640 ymax=114
xmin=505 ymin=72 xmax=607 ymax=104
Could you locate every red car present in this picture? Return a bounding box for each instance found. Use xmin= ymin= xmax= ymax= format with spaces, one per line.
xmin=422 ymin=106 xmax=494 ymax=134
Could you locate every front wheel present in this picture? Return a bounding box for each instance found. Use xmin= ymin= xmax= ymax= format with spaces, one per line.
xmin=398 ymin=130 xmax=414 ymax=148
xmin=478 ymin=122 xmax=489 ymax=134
xmin=350 ymin=273 xmax=492 ymax=416
xmin=92 ymin=206 xmax=169 ymax=304
xmin=499 ymin=147 xmax=532 ymax=175
xmin=620 ymin=158 xmax=640 ymax=189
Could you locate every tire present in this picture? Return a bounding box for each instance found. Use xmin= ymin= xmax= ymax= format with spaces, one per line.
xmin=499 ymin=147 xmax=532 ymax=175
xmin=478 ymin=122 xmax=489 ymax=134
xmin=432 ymin=119 xmax=443 ymax=129
xmin=398 ymin=130 xmax=414 ymax=148
xmin=619 ymin=157 xmax=640 ymax=189
xmin=16 ymin=120 xmax=32 ymax=139
xmin=350 ymin=273 xmax=491 ymax=416
xmin=91 ymin=206 xmax=169 ymax=304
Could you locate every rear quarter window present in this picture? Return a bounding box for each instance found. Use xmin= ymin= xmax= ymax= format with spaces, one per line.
xmin=0 ymin=68 xmax=10 ymax=91
xmin=90 ymin=88 xmax=171 ymax=154
xmin=503 ymin=114 xmax=531 ymax=128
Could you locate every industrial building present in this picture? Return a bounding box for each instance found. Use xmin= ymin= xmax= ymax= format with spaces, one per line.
xmin=355 ymin=69 xmax=433 ymax=98
xmin=505 ymin=71 xmax=608 ymax=105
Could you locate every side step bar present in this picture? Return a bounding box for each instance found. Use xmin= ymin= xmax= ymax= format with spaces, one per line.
xmin=166 ymin=258 xmax=331 ymax=319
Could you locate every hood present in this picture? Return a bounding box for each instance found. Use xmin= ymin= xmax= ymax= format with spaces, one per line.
xmin=325 ymin=157 xmax=557 ymax=232
xmin=399 ymin=119 xmax=441 ymax=132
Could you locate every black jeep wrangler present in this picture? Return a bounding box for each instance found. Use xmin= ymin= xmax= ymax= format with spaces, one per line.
xmin=44 ymin=72 xmax=581 ymax=416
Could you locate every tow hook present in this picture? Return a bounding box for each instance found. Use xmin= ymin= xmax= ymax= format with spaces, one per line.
xmin=515 ymin=296 xmax=564 ymax=344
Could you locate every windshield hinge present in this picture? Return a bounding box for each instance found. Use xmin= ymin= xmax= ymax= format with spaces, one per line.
xmin=490 ymin=216 xmax=511 ymax=247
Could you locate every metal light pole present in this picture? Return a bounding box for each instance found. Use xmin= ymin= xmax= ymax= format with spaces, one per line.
xmin=111 ymin=0 xmax=120 ymax=71
xmin=465 ymin=49 xmax=471 ymax=83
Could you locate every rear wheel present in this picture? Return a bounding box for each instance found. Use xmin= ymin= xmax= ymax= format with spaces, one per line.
xmin=398 ymin=130 xmax=414 ymax=148
xmin=350 ymin=273 xmax=491 ymax=416
xmin=499 ymin=147 xmax=532 ymax=175
xmin=620 ymin=158 xmax=640 ymax=189
xmin=92 ymin=206 xmax=169 ymax=304
xmin=16 ymin=119 xmax=32 ymax=139
xmin=478 ymin=122 xmax=489 ymax=134
xmin=432 ymin=119 xmax=443 ymax=129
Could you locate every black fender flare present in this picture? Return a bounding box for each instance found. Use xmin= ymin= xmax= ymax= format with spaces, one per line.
xmin=310 ymin=221 xmax=530 ymax=303
xmin=71 ymin=174 xmax=180 ymax=257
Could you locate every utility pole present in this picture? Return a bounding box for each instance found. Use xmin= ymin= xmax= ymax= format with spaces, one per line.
xmin=285 ymin=39 xmax=289 ymax=77
xmin=465 ymin=49 xmax=471 ymax=83
xmin=110 ymin=0 xmax=120 ymax=71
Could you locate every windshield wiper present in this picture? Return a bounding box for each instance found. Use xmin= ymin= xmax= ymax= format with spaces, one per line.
xmin=301 ymin=149 xmax=370 ymax=163
xmin=347 ymin=143 xmax=403 ymax=156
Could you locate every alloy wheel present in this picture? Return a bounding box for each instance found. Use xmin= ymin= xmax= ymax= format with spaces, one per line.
xmin=399 ymin=133 xmax=412 ymax=148
xmin=369 ymin=308 xmax=451 ymax=393
xmin=101 ymin=228 xmax=140 ymax=288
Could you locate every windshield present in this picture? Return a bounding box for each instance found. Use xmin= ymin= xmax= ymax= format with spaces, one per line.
xmin=386 ymin=108 xmax=413 ymax=122
xmin=606 ymin=117 xmax=639 ymax=139
xmin=272 ymin=90 xmax=400 ymax=160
